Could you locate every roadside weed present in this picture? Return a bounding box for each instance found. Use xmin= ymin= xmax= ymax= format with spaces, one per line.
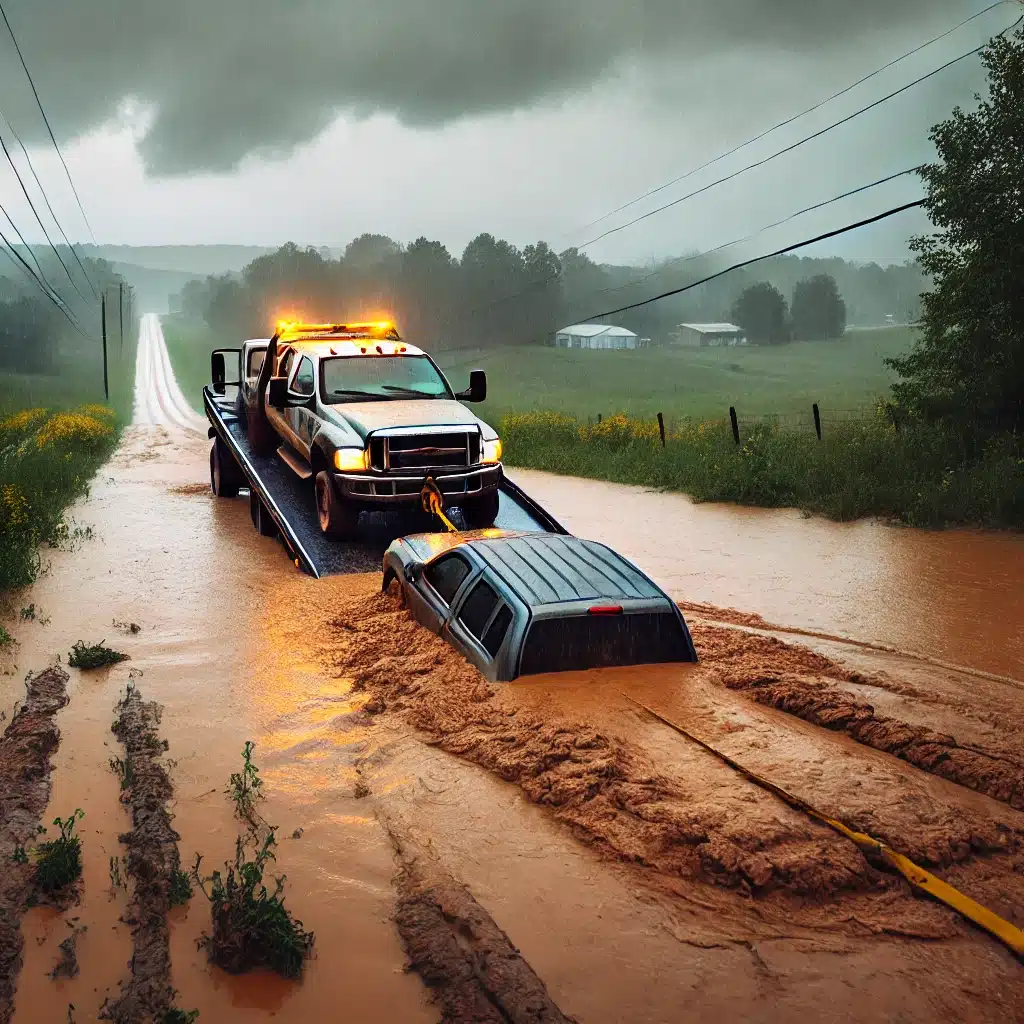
xmin=109 ymin=754 xmax=134 ymax=791
xmin=0 ymin=625 xmax=13 ymax=650
xmin=227 ymin=741 xmax=264 ymax=824
xmin=192 ymin=829 xmax=314 ymax=979
xmin=170 ymin=868 xmax=194 ymax=907
xmin=35 ymin=810 xmax=85 ymax=893
xmin=69 ymin=640 xmax=129 ymax=670
xmin=163 ymin=1011 xmax=200 ymax=1023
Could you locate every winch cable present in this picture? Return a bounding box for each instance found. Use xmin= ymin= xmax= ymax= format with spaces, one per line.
xmin=624 ymin=695 xmax=1024 ymax=959
xmin=421 ymin=478 xmax=459 ymax=534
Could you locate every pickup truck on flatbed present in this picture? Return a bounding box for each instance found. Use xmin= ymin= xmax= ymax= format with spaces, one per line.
xmin=219 ymin=321 xmax=504 ymax=540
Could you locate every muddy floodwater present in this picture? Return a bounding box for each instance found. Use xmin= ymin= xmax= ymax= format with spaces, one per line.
xmin=1 ymin=318 xmax=1022 ymax=1023
xmin=511 ymin=469 xmax=1024 ymax=680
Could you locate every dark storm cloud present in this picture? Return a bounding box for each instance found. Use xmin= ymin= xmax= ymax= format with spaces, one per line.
xmin=0 ymin=0 xmax=981 ymax=174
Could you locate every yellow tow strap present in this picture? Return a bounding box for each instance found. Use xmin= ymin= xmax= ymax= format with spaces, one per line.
xmin=421 ymin=477 xmax=459 ymax=534
xmin=625 ymin=696 xmax=1024 ymax=959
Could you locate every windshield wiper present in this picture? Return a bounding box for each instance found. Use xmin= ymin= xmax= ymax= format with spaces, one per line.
xmin=381 ymin=385 xmax=443 ymax=397
xmin=326 ymin=389 xmax=390 ymax=401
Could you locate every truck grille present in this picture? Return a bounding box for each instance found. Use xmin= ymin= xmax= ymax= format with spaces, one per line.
xmin=375 ymin=432 xmax=477 ymax=471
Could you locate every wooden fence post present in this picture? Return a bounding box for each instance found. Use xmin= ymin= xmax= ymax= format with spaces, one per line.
xmin=813 ymin=402 xmax=822 ymax=441
xmin=597 ymin=413 xmax=602 ymax=424
xmin=657 ymin=412 xmax=666 ymax=448
xmin=729 ymin=406 xmax=740 ymax=445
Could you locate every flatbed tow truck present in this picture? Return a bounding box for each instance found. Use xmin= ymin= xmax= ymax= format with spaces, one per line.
xmin=203 ymin=379 xmax=568 ymax=579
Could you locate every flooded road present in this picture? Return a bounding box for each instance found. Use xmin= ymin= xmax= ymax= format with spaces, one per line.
xmin=0 ymin=318 xmax=1022 ymax=1022
xmin=510 ymin=469 xmax=1024 ymax=679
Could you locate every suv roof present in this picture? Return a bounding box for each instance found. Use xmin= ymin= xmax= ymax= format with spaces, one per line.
xmin=461 ymin=534 xmax=664 ymax=608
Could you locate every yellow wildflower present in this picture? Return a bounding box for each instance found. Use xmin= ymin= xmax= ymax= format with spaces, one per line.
xmin=1 ymin=484 xmax=29 ymax=529
xmin=0 ymin=407 xmax=49 ymax=433
xmin=35 ymin=412 xmax=114 ymax=450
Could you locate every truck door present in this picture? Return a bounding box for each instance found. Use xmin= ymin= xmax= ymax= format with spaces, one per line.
xmin=290 ymin=356 xmax=317 ymax=458
xmin=265 ymin=349 xmax=296 ymax=441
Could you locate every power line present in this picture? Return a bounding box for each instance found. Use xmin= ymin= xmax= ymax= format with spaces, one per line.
xmin=0 ymin=124 xmax=92 ymax=304
xmin=0 ymin=0 xmax=96 ymax=243
xmin=569 ymin=166 xmax=922 ymax=310
xmin=0 ymin=107 xmax=98 ymax=297
xmin=576 ymin=23 xmax=1021 ymax=253
xmin=579 ymin=199 xmax=926 ymax=322
xmin=0 ymin=227 xmax=94 ymax=340
xmin=559 ymin=1 xmax=1012 ymax=245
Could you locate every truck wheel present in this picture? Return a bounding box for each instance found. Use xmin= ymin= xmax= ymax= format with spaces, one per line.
xmin=315 ymin=471 xmax=359 ymax=540
xmin=462 ymin=489 xmax=500 ymax=529
xmin=210 ymin=438 xmax=242 ymax=498
xmin=249 ymin=490 xmax=278 ymax=537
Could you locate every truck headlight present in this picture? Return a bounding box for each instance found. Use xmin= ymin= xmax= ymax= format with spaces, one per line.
xmin=334 ymin=447 xmax=368 ymax=472
xmin=482 ymin=438 xmax=503 ymax=464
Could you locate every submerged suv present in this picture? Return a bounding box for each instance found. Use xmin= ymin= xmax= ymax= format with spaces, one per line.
xmin=251 ymin=321 xmax=503 ymax=539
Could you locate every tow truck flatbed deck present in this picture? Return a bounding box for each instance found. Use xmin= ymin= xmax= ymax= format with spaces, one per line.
xmin=204 ymin=386 xmax=568 ymax=578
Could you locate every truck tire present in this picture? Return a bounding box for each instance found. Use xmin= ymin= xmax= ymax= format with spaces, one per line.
xmin=249 ymin=490 xmax=278 ymax=537
xmin=462 ymin=489 xmax=500 ymax=529
xmin=315 ymin=471 xmax=359 ymax=540
xmin=210 ymin=438 xmax=242 ymax=498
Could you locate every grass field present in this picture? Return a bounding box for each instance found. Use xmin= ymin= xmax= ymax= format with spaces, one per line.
xmin=163 ymin=315 xmax=916 ymax=422
xmin=436 ymin=327 xmax=917 ymax=424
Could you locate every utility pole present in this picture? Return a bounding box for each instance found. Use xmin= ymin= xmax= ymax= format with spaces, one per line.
xmin=101 ymin=291 xmax=109 ymax=401
xmin=119 ymin=281 xmax=124 ymax=354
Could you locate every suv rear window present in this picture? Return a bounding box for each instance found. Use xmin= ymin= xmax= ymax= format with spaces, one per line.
xmin=425 ymin=554 xmax=470 ymax=605
xmin=518 ymin=611 xmax=691 ymax=676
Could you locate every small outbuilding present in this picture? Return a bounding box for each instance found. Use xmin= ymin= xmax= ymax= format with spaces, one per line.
xmin=554 ymin=324 xmax=639 ymax=350
xmin=671 ymin=323 xmax=746 ymax=347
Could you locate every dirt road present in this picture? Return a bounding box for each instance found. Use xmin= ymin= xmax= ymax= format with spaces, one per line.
xmin=0 ymin=318 xmax=1021 ymax=1022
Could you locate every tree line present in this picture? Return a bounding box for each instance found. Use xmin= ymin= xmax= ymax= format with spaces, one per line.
xmin=173 ymin=234 xmax=922 ymax=354
xmin=729 ymin=274 xmax=847 ymax=344
xmin=0 ymin=253 xmax=127 ymax=376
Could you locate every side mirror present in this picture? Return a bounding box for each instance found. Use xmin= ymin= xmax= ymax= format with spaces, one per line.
xmin=404 ymin=561 xmax=425 ymax=584
xmin=457 ymin=369 xmax=487 ymax=403
xmin=211 ymin=352 xmax=226 ymax=394
xmin=268 ymin=376 xmax=289 ymax=408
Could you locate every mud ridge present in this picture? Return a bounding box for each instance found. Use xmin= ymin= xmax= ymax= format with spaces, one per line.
xmin=332 ymin=589 xmax=878 ymax=901
xmin=0 ymin=666 xmax=69 ymax=1024
xmin=390 ymin=829 xmax=577 ymax=1024
xmin=100 ymin=682 xmax=180 ymax=1023
xmin=697 ymin=624 xmax=1024 ymax=814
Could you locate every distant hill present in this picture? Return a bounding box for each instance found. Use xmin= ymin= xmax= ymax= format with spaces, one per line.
xmin=78 ymin=244 xmax=343 ymax=277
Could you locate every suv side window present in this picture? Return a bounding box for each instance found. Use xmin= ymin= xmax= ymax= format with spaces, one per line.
xmin=278 ymin=349 xmax=295 ymax=379
xmin=424 ymin=554 xmax=471 ymax=605
xmin=293 ymin=356 xmax=315 ymax=396
xmin=457 ymin=580 xmax=501 ymax=645
xmin=481 ymin=604 xmax=513 ymax=658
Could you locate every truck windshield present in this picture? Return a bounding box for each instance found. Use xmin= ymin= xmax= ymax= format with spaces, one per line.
xmin=321 ymin=355 xmax=452 ymax=403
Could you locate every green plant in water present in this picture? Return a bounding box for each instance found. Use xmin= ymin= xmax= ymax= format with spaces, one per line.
xmin=0 ymin=625 xmax=14 ymax=650
xmin=163 ymin=1011 xmax=199 ymax=1024
xmin=192 ymin=829 xmax=314 ymax=979
xmin=11 ymin=844 xmax=28 ymax=864
xmin=35 ymin=810 xmax=85 ymax=893
xmin=227 ymin=741 xmax=264 ymax=823
xmin=69 ymin=640 xmax=129 ymax=670
xmin=169 ymin=868 xmax=193 ymax=907
xmin=108 ymin=754 xmax=134 ymax=791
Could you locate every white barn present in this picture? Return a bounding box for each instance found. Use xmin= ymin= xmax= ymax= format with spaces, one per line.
xmin=555 ymin=324 xmax=638 ymax=350
xmin=671 ymin=323 xmax=746 ymax=347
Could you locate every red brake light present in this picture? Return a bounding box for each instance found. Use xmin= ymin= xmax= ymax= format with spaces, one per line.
xmin=588 ymin=605 xmax=623 ymax=615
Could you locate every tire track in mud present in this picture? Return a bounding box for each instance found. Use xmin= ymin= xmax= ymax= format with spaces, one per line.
xmin=100 ymin=683 xmax=181 ymax=1023
xmin=700 ymin=625 xmax=1024 ymax=814
xmin=388 ymin=826 xmax=577 ymax=1024
xmin=333 ymin=589 xmax=878 ymax=901
xmin=0 ymin=666 xmax=69 ymax=1024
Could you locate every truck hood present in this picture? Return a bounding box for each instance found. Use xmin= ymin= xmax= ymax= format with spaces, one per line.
xmin=323 ymin=399 xmax=491 ymax=440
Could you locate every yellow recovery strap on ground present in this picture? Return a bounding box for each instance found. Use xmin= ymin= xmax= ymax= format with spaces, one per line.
xmin=625 ymin=696 xmax=1024 ymax=959
xmin=421 ymin=477 xmax=459 ymax=534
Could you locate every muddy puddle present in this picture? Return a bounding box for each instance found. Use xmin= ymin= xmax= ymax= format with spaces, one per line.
xmin=510 ymin=469 xmax=1024 ymax=679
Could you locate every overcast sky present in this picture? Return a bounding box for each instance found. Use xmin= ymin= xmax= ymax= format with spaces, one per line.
xmin=0 ymin=1 xmax=1014 ymax=264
